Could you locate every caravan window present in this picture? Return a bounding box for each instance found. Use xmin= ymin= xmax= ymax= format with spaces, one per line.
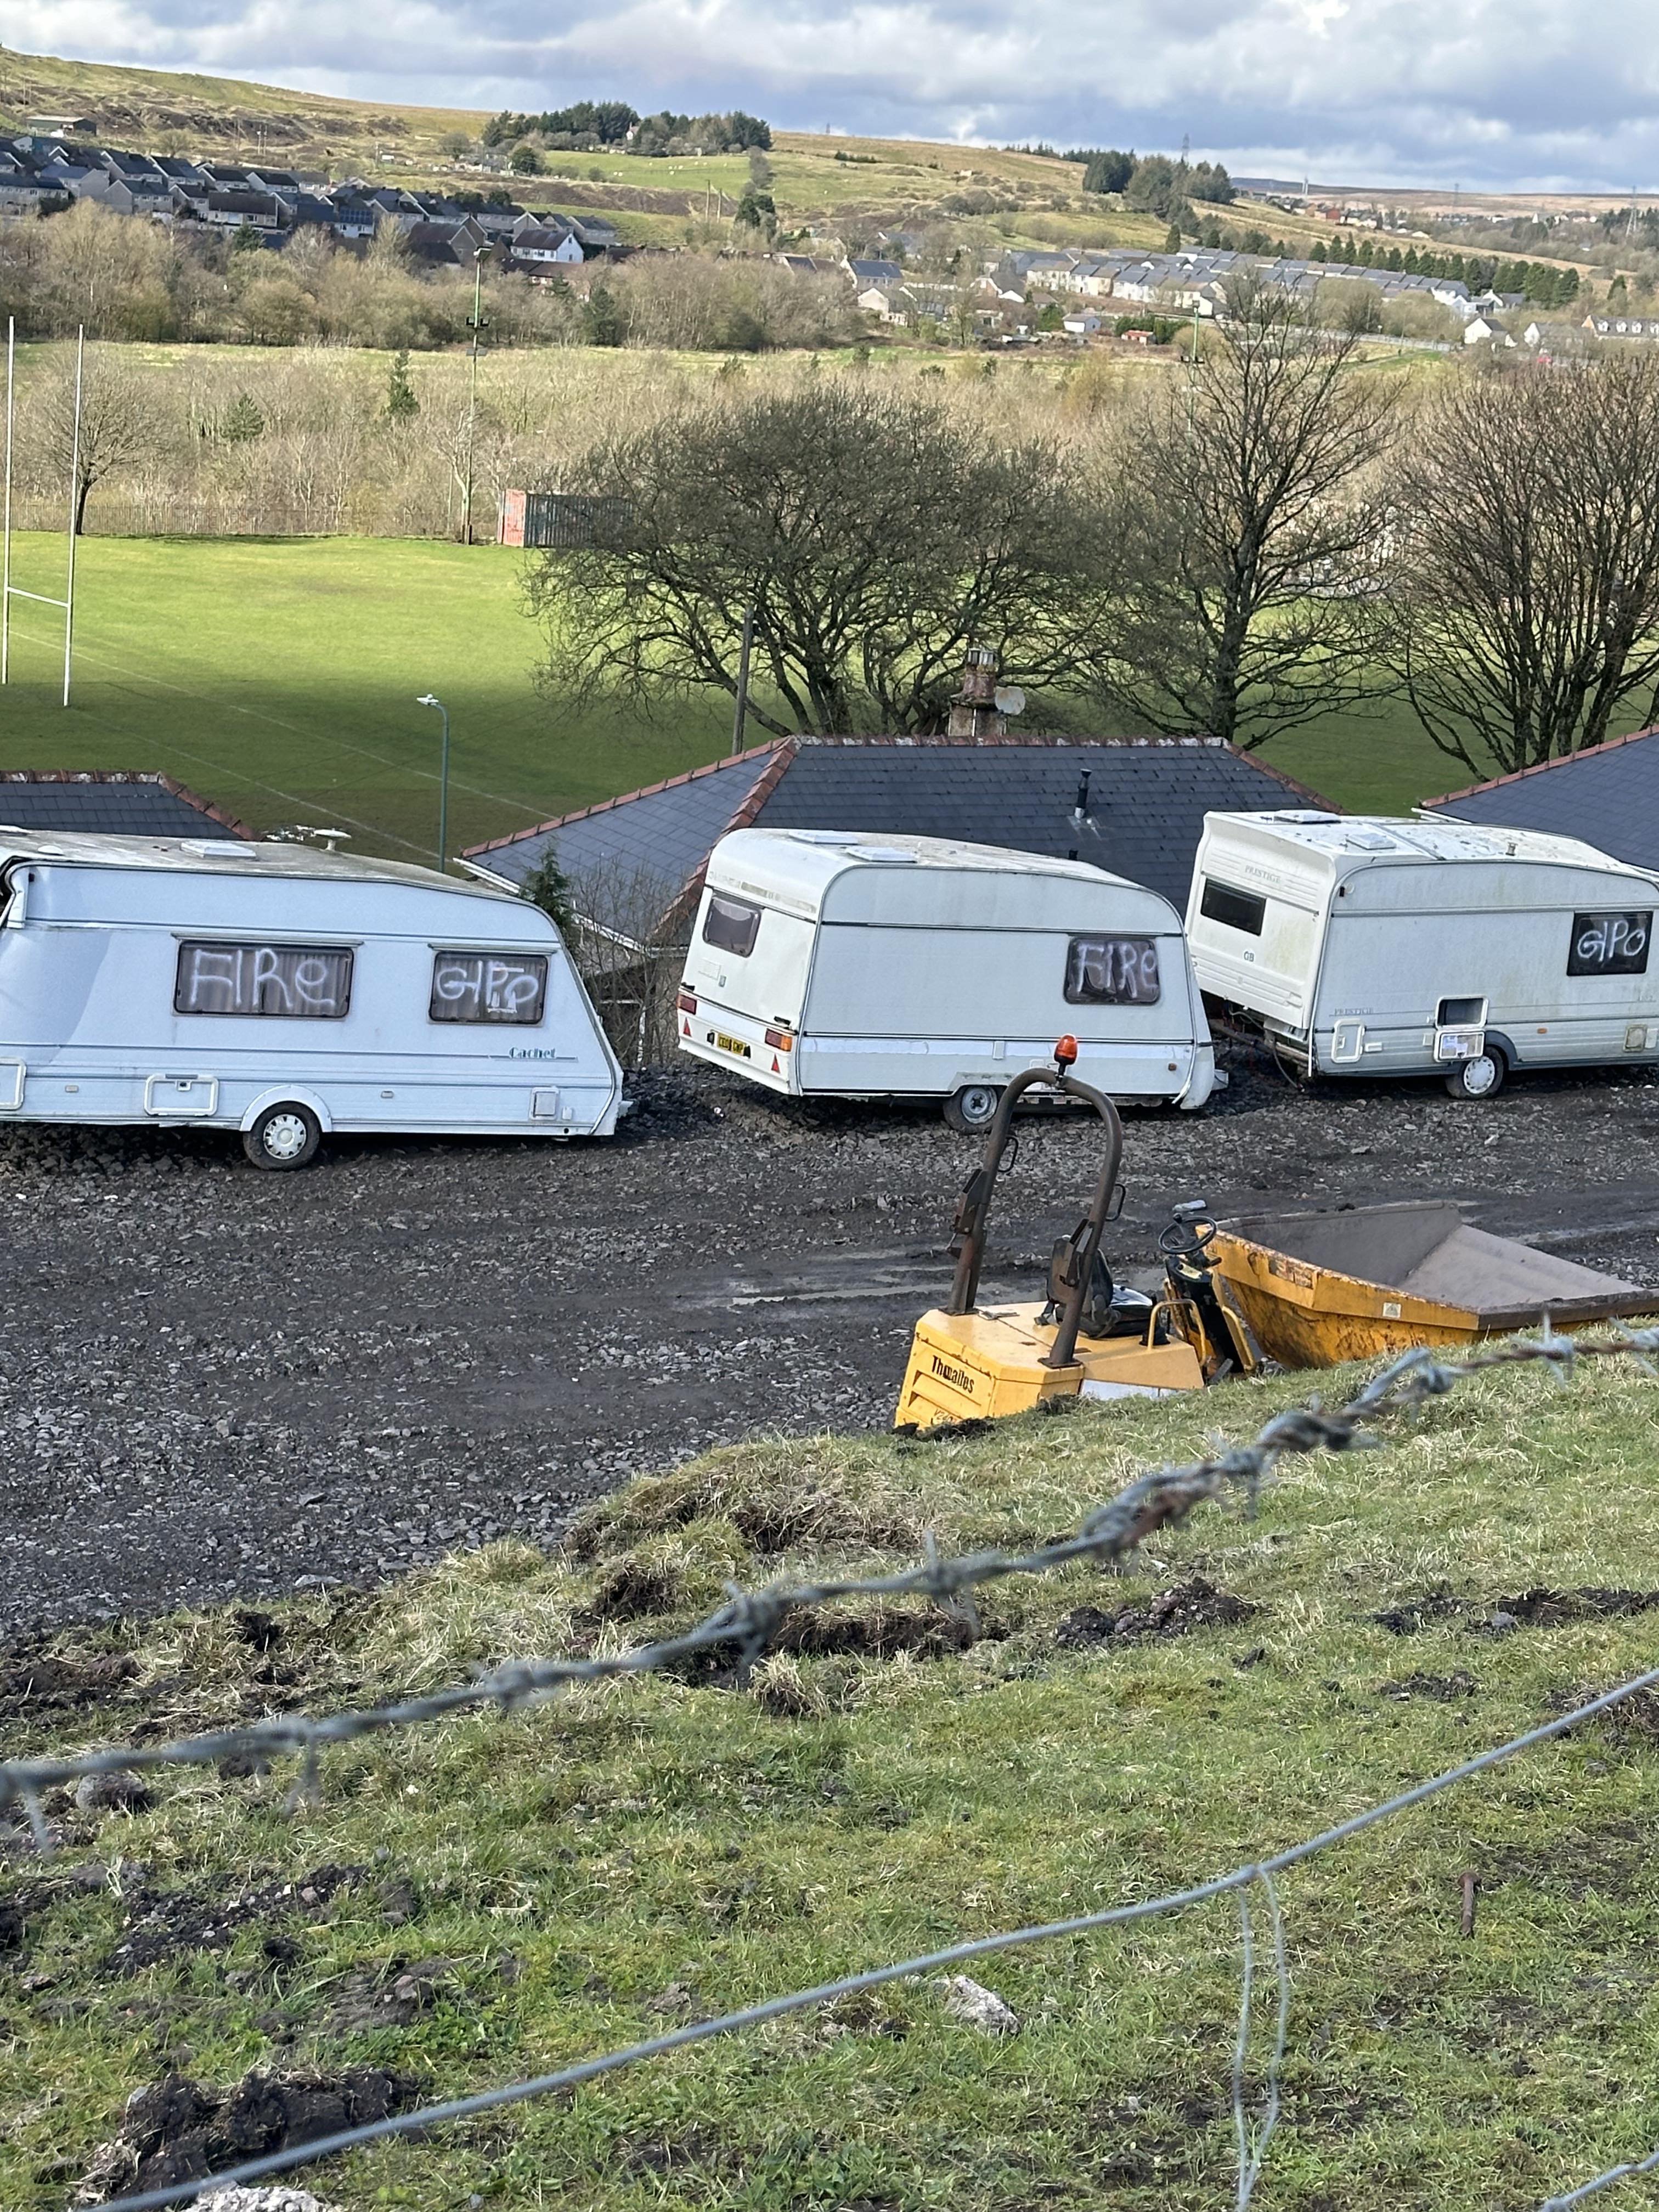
xmin=175 ymin=942 xmax=352 ymax=1019
xmin=430 ymin=951 xmax=548 ymax=1025
xmin=1200 ymin=879 xmax=1266 ymax=936
xmin=1064 ymin=935 xmax=1161 ymax=1006
xmin=702 ymin=892 xmax=761 ymax=957
xmin=1568 ymin=911 xmax=1651 ymax=978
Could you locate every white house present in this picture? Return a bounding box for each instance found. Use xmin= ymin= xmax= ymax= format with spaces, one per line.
xmin=857 ymin=283 xmax=913 ymax=324
xmin=507 ymin=221 xmax=584 ymax=267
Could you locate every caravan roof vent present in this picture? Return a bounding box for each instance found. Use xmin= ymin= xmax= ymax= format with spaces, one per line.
xmin=847 ymin=845 xmax=917 ymax=865
xmin=1343 ymin=828 xmax=1400 ymax=851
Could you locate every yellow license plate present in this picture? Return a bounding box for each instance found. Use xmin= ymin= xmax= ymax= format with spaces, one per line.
xmin=713 ymin=1030 xmax=751 ymax=1059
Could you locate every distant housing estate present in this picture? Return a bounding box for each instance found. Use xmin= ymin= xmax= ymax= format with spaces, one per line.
xmin=984 ymin=244 xmax=1479 ymax=323
xmin=0 ymin=134 xmax=623 ymax=266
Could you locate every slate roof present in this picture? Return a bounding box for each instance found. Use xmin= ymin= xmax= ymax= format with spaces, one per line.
xmin=464 ymin=735 xmax=1335 ymax=933
xmin=0 ymin=772 xmax=253 ymax=840
xmin=469 ymin=748 xmax=789 ymax=910
xmin=1426 ymin=727 xmax=1659 ymax=877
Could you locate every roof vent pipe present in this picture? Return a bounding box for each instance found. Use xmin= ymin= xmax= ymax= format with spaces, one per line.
xmin=1073 ymin=770 xmax=1092 ymax=824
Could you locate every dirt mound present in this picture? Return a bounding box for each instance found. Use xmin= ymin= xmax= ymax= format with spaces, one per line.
xmin=76 ymin=2064 xmax=421 ymax=2202
xmin=1374 ymin=1587 xmax=1659 ymax=1635
xmin=775 ymin=1603 xmax=981 ymax=1660
xmin=1551 ymin=1683 xmax=1659 ymax=1745
xmin=1057 ymin=1577 xmax=1262 ymax=1649
xmin=107 ymin=1864 xmax=363 ymax=1975
xmin=0 ymin=1645 xmax=137 ymax=1714
xmin=1380 ymin=1670 xmax=1479 ymax=1701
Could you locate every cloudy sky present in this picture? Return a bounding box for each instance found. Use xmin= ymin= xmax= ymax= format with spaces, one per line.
xmin=4 ymin=0 xmax=1657 ymax=190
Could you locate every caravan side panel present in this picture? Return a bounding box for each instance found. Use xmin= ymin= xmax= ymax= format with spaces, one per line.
xmin=1312 ymin=862 xmax=1659 ymax=1074
xmin=799 ymin=921 xmax=1207 ymax=1103
xmin=0 ymin=862 xmax=622 ymax=1139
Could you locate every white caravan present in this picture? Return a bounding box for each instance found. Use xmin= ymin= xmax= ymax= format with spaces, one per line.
xmin=0 ymin=831 xmax=622 ymax=1166
xmin=676 ymin=828 xmax=1218 ymax=1127
xmin=1187 ymin=810 xmax=1659 ymax=1099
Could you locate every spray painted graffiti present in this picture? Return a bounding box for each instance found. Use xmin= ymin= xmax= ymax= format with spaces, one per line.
xmin=430 ymin=952 xmax=549 ymax=1026
xmin=1064 ymin=935 xmax=1162 ymax=1007
xmin=175 ymin=942 xmax=353 ymax=1019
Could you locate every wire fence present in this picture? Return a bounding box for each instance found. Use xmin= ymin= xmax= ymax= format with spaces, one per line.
xmin=9 ymin=1325 xmax=1659 ymax=2212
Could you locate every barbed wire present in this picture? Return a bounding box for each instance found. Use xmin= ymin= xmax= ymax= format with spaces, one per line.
xmin=84 ymin=1658 xmax=1659 ymax=2212
xmin=8 ymin=1322 xmax=1659 ymax=1852
xmin=12 ymin=1321 xmax=1659 ymax=2210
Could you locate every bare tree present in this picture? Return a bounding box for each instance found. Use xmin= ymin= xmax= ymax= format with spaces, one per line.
xmin=525 ymin=380 xmax=1110 ymax=735
xmin=30 ymin=349 xmax=163 ymax=534
xmin=1087 ymin=276 xmax=1396 ymax=748
xmin=1390 ymin=356 xmax=1659 ymax=778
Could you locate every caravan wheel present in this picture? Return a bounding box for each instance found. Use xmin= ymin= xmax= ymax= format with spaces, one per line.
xmin=1444 ymin=1048 xmax=1506 ymax=1102
xmin=243 ymin=1102 xmax=322 ymax=1170
xmin=944 ymin=1082 xmax=1003 ymax=1133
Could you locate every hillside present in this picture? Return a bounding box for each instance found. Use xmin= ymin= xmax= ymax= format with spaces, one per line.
xmin=5 ymin=1347 xmax=1659 ymax=2207
xmin=0 ymin=43 xmax=1329 ymax=257
xmin=0 ymin=43 xmax=486 ymax=165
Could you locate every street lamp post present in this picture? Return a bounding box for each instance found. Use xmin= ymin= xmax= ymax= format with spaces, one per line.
xmin=416 ymin=693 xmax=451 ymax=872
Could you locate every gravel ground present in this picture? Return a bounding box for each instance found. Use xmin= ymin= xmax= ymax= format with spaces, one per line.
xmin=9 ymin=1047 xmax=1659 ymax=1634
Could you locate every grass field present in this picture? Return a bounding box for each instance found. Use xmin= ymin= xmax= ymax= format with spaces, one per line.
xmin=5 ymin=529 xmax=1644 ymax=848
xmin=7 ymin=1349 xmax=1659 ymax=2208
xmin=0 ymin=534 xmax=729 ymax=864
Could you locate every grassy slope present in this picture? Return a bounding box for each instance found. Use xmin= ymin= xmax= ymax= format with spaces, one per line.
xmin=5 ymin=1352 xmax=1659 ymax=2208
xmin=0 ymin=534 xmax=729 ymax=862
xmin=0 ymin=46 xmax=487 ymax=162
xmin=0 ymin=43 xmax=1341 ymax=260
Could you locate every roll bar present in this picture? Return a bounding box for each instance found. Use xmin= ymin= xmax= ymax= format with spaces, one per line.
xmin=944 ymin=1037 xmax=1124 ymax=1373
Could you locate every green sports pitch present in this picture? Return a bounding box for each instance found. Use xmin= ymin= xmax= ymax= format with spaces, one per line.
xmin=0 ymin=534 xmax=730 ymax=866
xmin=0 ymin=531 xmax=1533 ymax=856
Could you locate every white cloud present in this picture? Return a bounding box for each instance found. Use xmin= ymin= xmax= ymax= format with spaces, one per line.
xmin=5 ymin=0 xmax=1659 ymax=187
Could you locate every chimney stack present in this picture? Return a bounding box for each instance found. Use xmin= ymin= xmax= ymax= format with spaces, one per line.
xmin=946 ymin=646 xmax=1006 ymax=741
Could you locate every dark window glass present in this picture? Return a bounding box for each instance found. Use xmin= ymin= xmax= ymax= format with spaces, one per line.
xmin=1567 ymin=911 xmax=1651 ymax=978
xmin=430 ymin=951 xmax=549 ymax=1024
xmin=1064 ymin=935 xmax=1162 ymax=1005
xmin=702 ymin=891 xmax=762 ymax=957
xmin=175 ymin=941 xmax=352 ymax=1019
xmin=1200 ymin=878 xmax=1266 ymax=936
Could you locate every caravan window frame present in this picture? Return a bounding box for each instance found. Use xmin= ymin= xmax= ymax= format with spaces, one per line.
xmin=1567 ymin=911 xmax=1652 ymax=979
xmin=1063 ymin=934 xmax=1163 ymax=1006
xmin=702 ymin=891 xmax=763 ymax=958
xmin=429 ymin=949 xmax=550 ymax=1026
xmin=1199 ymin=878 xmax=1266 ymax=937
xmin=174 ymin=940 xmax=354 ymax=1020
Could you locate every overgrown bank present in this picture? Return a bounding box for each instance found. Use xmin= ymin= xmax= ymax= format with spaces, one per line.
xmin=5 ymin=1351 xmax=1659 ymax=2208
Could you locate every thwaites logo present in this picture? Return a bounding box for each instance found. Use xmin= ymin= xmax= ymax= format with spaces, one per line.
xmin=930 ymin=1352 xmax=976 ymax=1393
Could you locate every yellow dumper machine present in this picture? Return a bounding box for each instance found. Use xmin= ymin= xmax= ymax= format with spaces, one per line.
xmin=895 ymin=1037 xmax=1260 ymax=1429
xmin=895 ymin=1035 xmax=1656 ymax=1429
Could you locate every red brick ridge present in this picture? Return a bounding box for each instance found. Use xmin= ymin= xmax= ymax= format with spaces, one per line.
xmin=1421 ymin=725 xmax=1659 ymax=809
xmin=0 ymin=769 xmax=257 ymax=841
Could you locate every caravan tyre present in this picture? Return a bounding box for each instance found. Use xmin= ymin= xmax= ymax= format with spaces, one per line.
xmin=1444 ymin=1048 xmax=1506 ymax=1102
xmin=944 ymin=1082 xmax=1003 ymax=1133
xmin=243 ymin=1102 xmax=323 ymax=1170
